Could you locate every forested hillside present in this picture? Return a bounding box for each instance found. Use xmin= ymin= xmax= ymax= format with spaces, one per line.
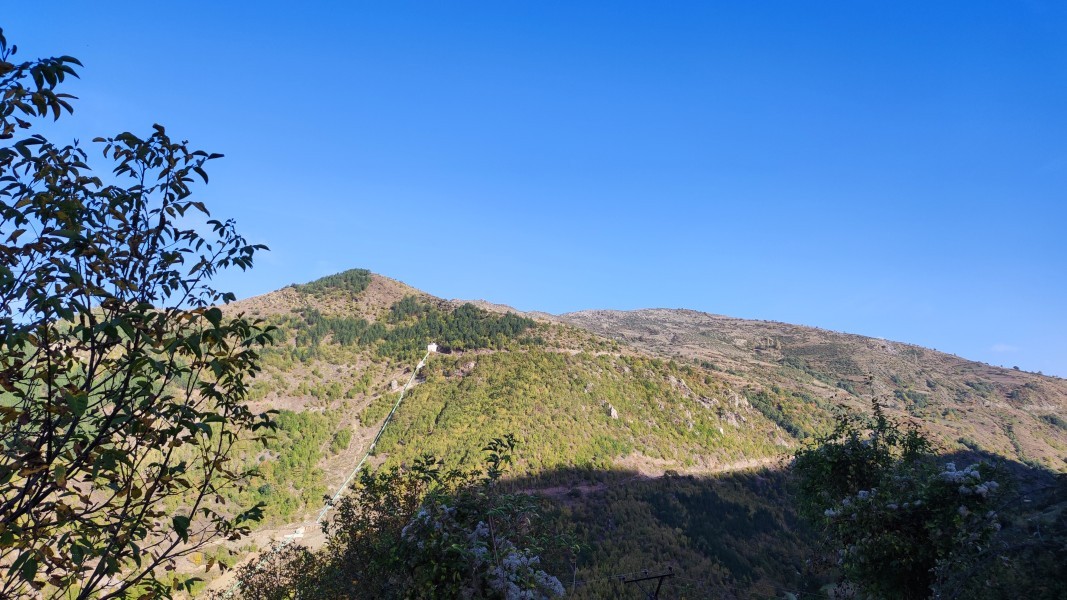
xmin=194 ymin=269 xmax=1067 ymax=597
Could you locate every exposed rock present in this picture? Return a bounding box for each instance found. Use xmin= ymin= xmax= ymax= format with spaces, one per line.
xmin=605 ymin=403 xmax=619 ymax=419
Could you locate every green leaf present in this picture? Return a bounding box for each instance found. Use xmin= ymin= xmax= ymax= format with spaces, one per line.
xmin=20 ymin=556 xmax=37 ymax=582
xmin=68 ymin=391 xmax=88 ymax=418
xmin=205 ymin=307 xmax=223 ymax=327
xmin=172 ymin=515 xmax=190 ymax=542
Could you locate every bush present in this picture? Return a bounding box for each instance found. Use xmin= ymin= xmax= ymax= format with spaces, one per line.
xmin=792 ymin=402 xmax=1003 ymax=599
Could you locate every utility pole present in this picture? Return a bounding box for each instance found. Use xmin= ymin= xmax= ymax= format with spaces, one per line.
xmin=622 ymin=567 xmax=674 ymax=599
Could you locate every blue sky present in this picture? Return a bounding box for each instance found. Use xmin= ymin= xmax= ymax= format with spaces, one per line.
xmin=7 ymin=2 xmax=1066 ymax=376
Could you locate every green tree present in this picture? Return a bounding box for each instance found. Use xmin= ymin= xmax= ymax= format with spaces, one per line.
xmin=0 ymin=30 xmax=273 ymax=598
xmin=792 ymin=402 xmax=1003 ymax=599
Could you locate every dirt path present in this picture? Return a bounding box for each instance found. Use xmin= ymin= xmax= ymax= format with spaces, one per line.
xmin=520 ymin=454 xmax=784 ymax=500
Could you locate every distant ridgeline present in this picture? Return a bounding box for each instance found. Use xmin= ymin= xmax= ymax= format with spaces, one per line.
xmin=280 ymin=270 xmax=536 ymax=362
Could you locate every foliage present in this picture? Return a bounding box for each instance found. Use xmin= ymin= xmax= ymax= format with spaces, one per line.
xmin=387 ymin=295 xmax=427 ymax=323
xmin=1039 ymin=413 xmax=1067 ymax=432
xmin=746 ymin=389 xmax=807 ymax=438
xmin=0 ymin=30 xmax=272 ymax=598
xmin=234 ymin=411 xmax=334 ymax=523
xmin=293 ymin=269 xmax=371 ymax=297
xmin=234 ymin=436 xmax=567 ymax=599
xmin=328 ymin=427 xmax=351 ymax=454
xmin=933 ymin=466 xmax=1067 ymax=600
xmin=289 ymin=297 xmax=535 ymax=363
xmin=362 ymin=351 xmax=786 ymax=476
xmin=792 ymin=402 xmax=1004 ymax=599
xmin=560 ymin=468 xmax=821 ymax=598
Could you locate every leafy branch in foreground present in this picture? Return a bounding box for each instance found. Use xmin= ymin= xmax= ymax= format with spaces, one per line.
xmin=0 ymin=28 xmax=273 ymax=599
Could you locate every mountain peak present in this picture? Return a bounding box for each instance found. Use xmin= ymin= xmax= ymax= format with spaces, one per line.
xmin=231 ymin=269 xmax=435 ymax=321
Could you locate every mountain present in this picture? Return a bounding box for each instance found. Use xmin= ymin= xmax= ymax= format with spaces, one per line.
xmin=559 ymin=308 xmax=1067 ymax=469
xmin=195 ymin=269 xmax=1067 ymax=597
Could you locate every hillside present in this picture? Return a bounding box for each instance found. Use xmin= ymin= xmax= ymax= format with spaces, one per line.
xmin=219 ymin=272 xmax=802 ymax=519
xmin=195 ymin=269 xmax=1067 ymax=597
xmin=561 ymin=308 xmax=1067 ymax=470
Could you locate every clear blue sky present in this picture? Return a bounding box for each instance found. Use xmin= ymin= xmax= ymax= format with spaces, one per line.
xmin=7 ymin=2 xmax=1066 ymax=376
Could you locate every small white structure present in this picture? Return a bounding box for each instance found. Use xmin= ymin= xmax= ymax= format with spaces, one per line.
xmin=427 ymin=342 xmax=438 ymax=353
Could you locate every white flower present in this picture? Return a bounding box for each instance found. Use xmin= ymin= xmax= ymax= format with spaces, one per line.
xmin=958 ymin=506 xmax=970 ymax=517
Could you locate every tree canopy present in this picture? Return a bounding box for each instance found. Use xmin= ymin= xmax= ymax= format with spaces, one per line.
xmin=0 ymin=29 xmax=273 ymax=598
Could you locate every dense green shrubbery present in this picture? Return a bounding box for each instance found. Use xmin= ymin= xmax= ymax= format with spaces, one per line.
xmin=329 ymin=428 xmax=352 ymax=454
xmin=226 ymin=411 xmax=337 ymax=523
xmin=894 ymin=388 xmax=930 ymax=410
xmin=378 ymin=301 xmax=535 ymax=360
xmin=746 ymin=386 xmax=835 ymax=441
xmin=387 ymin=295 xmax=427 ymax=322
xmin=360 ymin=351 xmax=786 ymax=477
xmin=288 ymin=298 xmax=535 ymax=362
xmin=294 ymin=268 xmax=372 ymax=297
xmin=747 ymin=390 xmax=806 ymax=438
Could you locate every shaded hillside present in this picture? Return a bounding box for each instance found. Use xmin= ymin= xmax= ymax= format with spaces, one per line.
xmin=554 ymin=466 xmax=823 ymax=599
xmin=560 ymin=308 xmax=1067 ymax=471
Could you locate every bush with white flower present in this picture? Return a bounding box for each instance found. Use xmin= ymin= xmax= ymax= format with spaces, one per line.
xmin=793 ymin=402 xmax=1003 ymax=599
